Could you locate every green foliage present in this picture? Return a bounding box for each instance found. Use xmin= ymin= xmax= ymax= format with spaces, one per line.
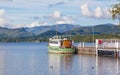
xmin=68 ymin=24 xmax=120 ymax=35
xmin=109 ymin=2 xmax=120 ymax=20
xmin=71 ymin=33 xmax=120 ymax=42
xmin=0 ymin=33 xmax=120 ymax=42
xmin=109 ymin=1 xmax=120 ymax=25
xmin=0 ymin=23 xmax=120 ymax=42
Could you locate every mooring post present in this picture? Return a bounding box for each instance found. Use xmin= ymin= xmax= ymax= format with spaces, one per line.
xmin=96 ymin=39 xmax=98 ymax=55
xmin=82 ymin=42 xmax=84 ymax=47
xmin=116 ymin=40 xmax=119 ymax=58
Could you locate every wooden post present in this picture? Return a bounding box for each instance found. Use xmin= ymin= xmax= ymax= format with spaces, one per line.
xmin=82 ymin=42 xmax=84 ymax=47
xmin=96 ymin=39 xmax=98 ymax=55
xmin=78 ymin=42 xmax=81 ymax=47
xmin=115 ymin=51 xmax=119 ymax=58
xmin=116 ymin=40 xmax=119 ymax=58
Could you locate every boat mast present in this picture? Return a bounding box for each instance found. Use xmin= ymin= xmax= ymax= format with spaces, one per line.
xmin=70 ymin=30 xmax=71 ymax=40
xmin=56 ymin=24 xmax=58 ymax=36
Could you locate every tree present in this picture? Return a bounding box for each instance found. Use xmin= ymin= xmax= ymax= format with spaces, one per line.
xmin=109 ymin=1 xmax=120 ymax=25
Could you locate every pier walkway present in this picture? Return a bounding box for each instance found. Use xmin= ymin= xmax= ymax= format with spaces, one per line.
xmin=96 ymin=39 xmax=120 ymax=58
xmin=77 ymin=39 xmax=120 ymax=58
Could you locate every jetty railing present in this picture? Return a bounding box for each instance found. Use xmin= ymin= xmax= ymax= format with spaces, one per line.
xmin=77 ymin=42 xmax=95 ymax=47
xmin=77 ymin=42 xmax=96 ymax=54
xmin=96 ymin=39 xmax=120 ymax=57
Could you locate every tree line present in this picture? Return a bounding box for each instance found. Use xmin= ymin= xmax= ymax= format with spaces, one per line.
xmin=0 ymin=33 xmax=119 ymax=42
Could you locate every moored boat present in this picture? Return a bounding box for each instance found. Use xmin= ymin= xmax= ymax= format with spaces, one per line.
xmin=48 ymin=36 xmax=75 ymax=54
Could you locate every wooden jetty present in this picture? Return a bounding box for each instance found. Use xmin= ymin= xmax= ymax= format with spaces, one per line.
xmin=77 ymin=47 xmax=96 ymax=55
xmin=76 ymin=39 xmax=120 ymax=58
xmin=96 ymin=39 xmax=120 ymax=58
xmin=76 ymin=42 xmax=96 ymax=55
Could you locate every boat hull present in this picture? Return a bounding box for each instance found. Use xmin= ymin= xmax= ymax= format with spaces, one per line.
xmin=48 ymin=46 xmax=75 ymax=54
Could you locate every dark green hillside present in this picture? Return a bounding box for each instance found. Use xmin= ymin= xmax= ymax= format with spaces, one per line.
xmin=71 ymin=33 xmax=120 ymax=42
xmin=0 ymin=23 xmax=120 ymax=42
xmin=25 ymin=24 xmax=80 ymax=35
xmin=38 ymin=30 xmax=62 ymax=37
xmin=69 ymin=24 xmax=120 ymax=35
xmin=0 ymin=27 xmax=33 ymax=38
xmin=94 ymin=24 xmax=120 ymax=34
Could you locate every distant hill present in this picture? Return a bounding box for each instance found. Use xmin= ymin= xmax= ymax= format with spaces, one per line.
xmin=0 ymin=27 xmax=33 ymax=38
xmin=0 ymin=23 xmax=119 ymax=38
xmin=68 ymin=24 xmax=120 ymax=35
xmin=50 ymin=24 xmax=81 ymax=33
xmin=25 ymin=26 xmax=51 ymax=35
xmin=38 ymin=30 xmax=62 ymax=37
xmin=94 ymin=24 xmax=120 ymax=34
xmin=25 ymin=24 xmax=80 ymax=35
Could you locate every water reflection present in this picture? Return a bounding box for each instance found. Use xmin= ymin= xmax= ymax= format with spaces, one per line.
xmin=0 ymin=43 xmax=120 ymax=75
xmin=0 ymin=49 xmax=49 ymax=75
xmin=98 ymin=57 xmax=120 ymax=75
xmin=48 ymin=54 xmax=74 ymax=75
xmin=0 ymin=50 xmax=5 ymax=75
xmin=78 ymin=54 xmax=97 ymax=75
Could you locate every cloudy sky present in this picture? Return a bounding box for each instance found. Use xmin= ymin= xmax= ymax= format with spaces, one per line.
xmin=0 ymin=0 xmax=118 ymax=28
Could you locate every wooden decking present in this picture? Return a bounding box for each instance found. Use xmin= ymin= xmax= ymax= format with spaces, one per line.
xmin=77 ymin=47 xmax=96 ymax=55
xmin=76 ymin=46 xmax=120 ymax=58
xmin=76 ymin=39 xmax=120 ymax=58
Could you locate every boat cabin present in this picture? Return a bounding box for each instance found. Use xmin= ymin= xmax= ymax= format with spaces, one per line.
xmin=49 ymin=36 xmax=72 ymax=48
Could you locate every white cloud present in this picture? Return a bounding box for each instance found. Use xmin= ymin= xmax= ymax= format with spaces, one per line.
xmin=44 ymin=11 xmax=75 ymax=24
xmin=0 ymin=9 xmax=9 ymax=27
xmin=28 ymin=22 xmax=48 ymax=28
xmin=94 ymin=7 xmax=102 ymax=18
xmin=0 ymin=9 xmax=14 ymax=28
xmin=80 ymin=4 xmax=91 ymax=17
xmin=0 ymin=9 xmax=49 ymax=28
xmin=56 ymin=20 xmax=74 ymax=24
xmin=0 ymin=9 xmax=5 ymax=17
xmin=7 ymin=22 xmax=48 ymax=28
xmin=53 ymin=11 xmax=61 ymax=18
xmin=8 ymin=24 xmax=25 ymax=29
xmin=80 ymin=3 xmax=111 ymax=19
xmin=0 ymin=18 xmax=5 ymax=26
xmin=43 ymin=11 xmax=62 ymax=22
xmin=103 ymin=8 xmax=111 ymax=18
xmin=46 ymin=11 xmax=61 ymax=19
xmin=56 ymin=16 xmax=74 ymax=24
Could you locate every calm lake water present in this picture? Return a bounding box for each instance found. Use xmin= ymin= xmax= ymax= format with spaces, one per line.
xmin=0 ymin=42 xmax=119 ymax=75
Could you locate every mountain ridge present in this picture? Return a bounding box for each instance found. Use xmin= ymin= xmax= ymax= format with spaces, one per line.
xmin=0 ymin=23 xmax=119 ymax=38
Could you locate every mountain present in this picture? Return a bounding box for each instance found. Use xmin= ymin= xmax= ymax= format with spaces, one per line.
xmin=94 ymin=24 xmax=120 ymax=33
xmin=68 ymin=24 xmax=120 ymax=35
xmin=0 ymin=23 xmax=119 ymax=39
xmin=37 ymin=30 xmax=62 ymax=37
xmin=50 ymin=24 xmax=81 ymax=33
xmin=25 ymin=26 xmax=51 ymax=35
xmin=25 ymin=24 xmax=81 ymax=35
xmin=0 ymin=27 xmax=33 ymax=38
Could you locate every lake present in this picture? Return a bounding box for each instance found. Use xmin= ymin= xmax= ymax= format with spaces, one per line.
xmin=0 ymin=42 xmax=119 ymax=75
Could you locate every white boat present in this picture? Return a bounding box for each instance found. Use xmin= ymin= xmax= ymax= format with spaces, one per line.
xmin=48 ymin=36 xmax=75 ymax=54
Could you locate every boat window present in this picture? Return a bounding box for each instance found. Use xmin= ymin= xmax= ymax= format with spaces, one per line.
xmin=49 ymin=41 xmax=58 ymax=44
xmin=53 ymin=36 xmax=61 ymax=39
